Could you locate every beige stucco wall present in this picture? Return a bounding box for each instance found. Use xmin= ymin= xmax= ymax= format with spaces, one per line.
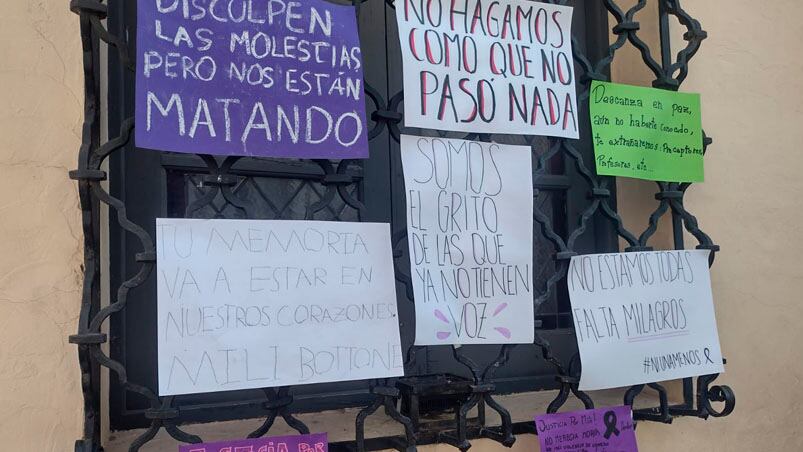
xmin=0 ymin=0 xmax=85 ymax=450
xmin=1 ymin=0 xmax=802 ymax=450
xmin=629 ymin=0 xmax=803 ymax=450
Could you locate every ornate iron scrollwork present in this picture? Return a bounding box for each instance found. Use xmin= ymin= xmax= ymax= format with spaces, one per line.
xmin=70 ymin=1 xmax=733 ymax=451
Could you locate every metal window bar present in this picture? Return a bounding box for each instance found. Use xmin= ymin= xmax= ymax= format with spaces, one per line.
xmin=69 ymin=0 xmax=735 ymax=451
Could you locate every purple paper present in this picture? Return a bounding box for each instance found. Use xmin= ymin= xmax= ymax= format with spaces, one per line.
xmin=179 ymin=432 xmax=327 ymax=452
xmin=535 ymin=406 xmax=638 ymax=452
xmin=136 ymin=0 xmax=369 ymax=159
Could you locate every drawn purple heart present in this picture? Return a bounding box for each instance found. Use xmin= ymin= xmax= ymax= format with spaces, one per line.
xmin=493 ymin=303 xmax=508 ymax=317
xmin=436 ymin=331 xmax=451 ymax=340
xmin=434 ymin=309 xmax=450 ymax=324
xmin=494 ymin=327 xmax=511 ymax=339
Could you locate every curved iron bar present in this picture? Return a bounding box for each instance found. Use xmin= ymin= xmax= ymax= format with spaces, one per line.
xmin=441 ymin=337 xmax=518 ymax=447
xmin=696 ymin=373 xmax=735 ymax=418
xmin=624 ymin=383 xmax=672 ymax=424
xmin=305 ymin=159 xmax=339 ymax=219
xmin=185 ymin=156 xmax=223 ymax=217
xmin=216 ymin=156 xmax=253 ymax=217
xmin=634 ymin=182 xmax=671 ymax=249
xmin=622 ymin=0 xmax=666 ymax=83
xmin=354 ymin=380 xmax=417 ymax=452
xmin=96 ymin=117 xmax=134 ymax=161
xmin=89 ymin=14 xmax=135 ymax=71
xmin=248 ymin=388 xmax=310 ymax=438
xmin=662 ymin=0 xmax=708 ymax=86
xmin=336 ymin=159 xmax=368 ymax=219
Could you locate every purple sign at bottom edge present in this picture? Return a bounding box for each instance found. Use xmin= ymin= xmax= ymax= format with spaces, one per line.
xmin=179 ymin=432 xmax=327 ymax=452
xmin=535 ymin=405 xmax=638 ymax=452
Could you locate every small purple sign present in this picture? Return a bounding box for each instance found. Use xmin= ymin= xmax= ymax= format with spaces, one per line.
xmin=535 ymin=406 xmax=638 ymax=452
xmin=136 ymin=0 xmax=369 ymax=159
xmin=179 ymin=432 xmax=327 ymax=452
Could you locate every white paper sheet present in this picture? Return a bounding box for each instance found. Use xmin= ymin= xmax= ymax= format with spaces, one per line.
xmin=568 ymin=250 xmax=725 ymax=390
xmin=395 ymin=0 xmax=578 ymax=138
xmin=156 ymin=219 xmax=403 ymax=395
xmin=400 ymin=134 xmax=534 ymax=345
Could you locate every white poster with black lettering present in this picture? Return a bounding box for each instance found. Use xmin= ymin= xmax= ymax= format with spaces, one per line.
xmin=156 ymin=218 xmax=403 ymax=396
xmin=567 ymin=250 xmax=725 ymax=390
xmin=395 ymin=0 xmax=578 ymax=138
xmin=401 ymin=135 xmax=534 ymax=345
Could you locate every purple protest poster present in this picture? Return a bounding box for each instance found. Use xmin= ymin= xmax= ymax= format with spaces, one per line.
xmin=135 ymin=0 xmax=369 ymax=159
xmin=179 ymin=432 xmax=327 ymax=452
xmin=535 ymin=406 xmax=638 ymax=452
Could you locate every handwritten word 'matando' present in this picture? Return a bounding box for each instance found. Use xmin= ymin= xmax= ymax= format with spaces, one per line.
xmin=145 ymin=94 xmax=364 ymax=149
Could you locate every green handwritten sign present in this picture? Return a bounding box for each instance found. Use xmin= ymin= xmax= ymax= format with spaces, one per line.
xmin=590 ymin=81 xmax=704 ymax=182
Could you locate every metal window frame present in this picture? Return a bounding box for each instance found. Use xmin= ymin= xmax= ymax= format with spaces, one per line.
xmin=69 ymin=1 xmax=735 ymax=451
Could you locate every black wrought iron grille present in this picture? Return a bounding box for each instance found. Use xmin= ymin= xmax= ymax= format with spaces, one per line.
xmin=69 ymin=0 xmax=735 ymax=450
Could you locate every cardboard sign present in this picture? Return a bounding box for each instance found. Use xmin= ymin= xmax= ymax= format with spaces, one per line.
xmin=156 ymin=219 xmax=403 ymax=395
xmin=535 ymin=406 xmax=638 ymax=452
xmin=400 ymin=135 xmax=534 ymax=345
xmin=179 ymin=432 xmax=327 ymax=452
xmin=395 ymin=0 xmax=578 ymax=138
xmin=136 ymin=0 xmax=369 ymax=159
xmin=567 ymin=250 xmax=724 ymax=390
xmin=590 ymin=81 xmax=704 ymax=182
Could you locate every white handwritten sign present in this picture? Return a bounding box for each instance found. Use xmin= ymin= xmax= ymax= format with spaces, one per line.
xmin=395 ymin=0 xmax=578 ymax=138
xmin=401 ymin=135 xmax=534 ymax=345
xmin=156 ymin=219 xmax=403 ymax=395
xmin=567 ymin=250 xmax=724 ymax=390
